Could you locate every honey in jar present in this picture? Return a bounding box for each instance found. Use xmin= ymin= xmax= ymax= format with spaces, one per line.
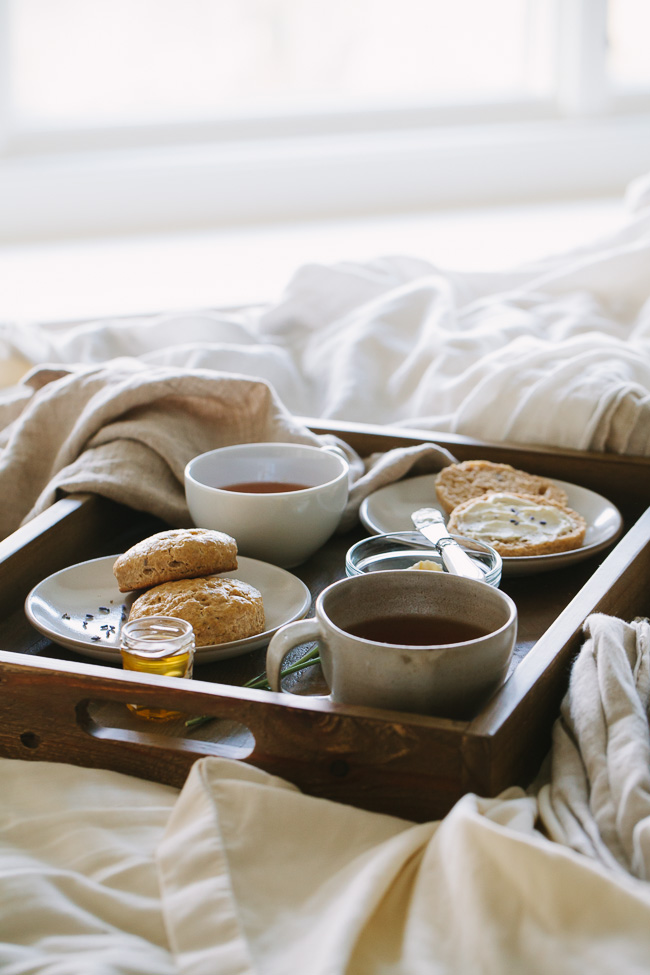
xmin=120 ymin=616 xmax=195 ymax=721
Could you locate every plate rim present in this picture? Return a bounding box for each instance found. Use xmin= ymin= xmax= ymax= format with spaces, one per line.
xmin=359 ymin=474 xmax=623 ymax=571
xmin=25 ymin=554 xmax=312 ymax=663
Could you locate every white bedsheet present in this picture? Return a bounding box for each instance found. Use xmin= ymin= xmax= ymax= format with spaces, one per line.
xmin=2 ymin=180 xmax=650 ymax=455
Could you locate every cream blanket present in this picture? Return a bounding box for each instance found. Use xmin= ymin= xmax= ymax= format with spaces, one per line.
xmin=3 ymin=614 xmax=650 ymax=975
xmin=154 ymin=613 xmax=650 ymax=975
xmin=2 ymin=181 xmax=650 ymax=456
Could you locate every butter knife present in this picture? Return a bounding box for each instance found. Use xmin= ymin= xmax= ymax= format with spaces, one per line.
xmin=410 ymin=507 xmax=486 ymax=582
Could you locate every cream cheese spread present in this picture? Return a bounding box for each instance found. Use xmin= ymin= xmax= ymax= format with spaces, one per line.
xmin=451 ymin=492 xmax=574 ymax=544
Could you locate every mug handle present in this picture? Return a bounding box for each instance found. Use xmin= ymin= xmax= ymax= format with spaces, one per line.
xmin=266 ymin=619 xmax=322 ymax=692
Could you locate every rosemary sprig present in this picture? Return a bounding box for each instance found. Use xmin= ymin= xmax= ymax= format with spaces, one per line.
xmin=184 ymin=644 xmax=321 ymax=730
xmin=244 ymin=644 xmax=321 ymax=690
xmin=185 ymin=714 xmax=214 ymax=730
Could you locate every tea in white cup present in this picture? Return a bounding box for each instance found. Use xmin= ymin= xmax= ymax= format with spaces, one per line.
xmin=184 ymin=442 xmax=349 ymax=567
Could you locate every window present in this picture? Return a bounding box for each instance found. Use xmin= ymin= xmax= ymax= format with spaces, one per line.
xmin=1 ymin=0 xmax=649 ymax=239
xmin=6 ymin=0 xmax=555 ymax=138
xmin=608 ymin=0 xmax=650 ymax=90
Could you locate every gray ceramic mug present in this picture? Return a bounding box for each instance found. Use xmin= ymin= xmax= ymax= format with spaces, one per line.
xmin=266 ymin=570 xmax=517 ymax=718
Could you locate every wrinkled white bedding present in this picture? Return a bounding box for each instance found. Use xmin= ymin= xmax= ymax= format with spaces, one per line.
xmin=2 ymin=182 xmax=650 ymax=455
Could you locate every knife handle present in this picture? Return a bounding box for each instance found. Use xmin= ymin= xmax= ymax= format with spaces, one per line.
xmin=436 ymin=537 xmax=486 ymax=582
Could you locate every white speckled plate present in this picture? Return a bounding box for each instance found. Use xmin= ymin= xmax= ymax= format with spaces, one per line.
xmin=25 ymin=555 xmax=311 ymax=663
xmin=359 ymin=475 xmax=623 ymax=576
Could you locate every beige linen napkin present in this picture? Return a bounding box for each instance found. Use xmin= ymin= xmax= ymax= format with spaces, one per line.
xmin=0 ymin=358 xmax=455 ymax=541
xmin=0 ymin=359 xmax=320 ymax=541
xmin=538 ymin=613 xmax=650 ymax=879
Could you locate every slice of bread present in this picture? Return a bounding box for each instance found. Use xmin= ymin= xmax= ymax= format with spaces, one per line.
xmin=446 ymin=492 xmax=586 ymax=558
xmin=113 ymin=528 xmax=238 ymax=593
xmin=435 ymin=460 xmax=567 ymax=514
xmin=128 ymin=574 xmax=265 ymax=646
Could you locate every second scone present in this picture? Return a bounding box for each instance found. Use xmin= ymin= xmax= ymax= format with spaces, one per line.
xmin=128 ymin=575 xmax=265 ymax=646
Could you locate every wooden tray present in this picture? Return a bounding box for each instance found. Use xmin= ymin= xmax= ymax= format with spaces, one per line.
xmin=0 ymin=419 xmax=649 ymax=822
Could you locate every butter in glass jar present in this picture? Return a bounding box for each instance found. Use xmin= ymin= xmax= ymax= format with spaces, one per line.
xmin=120 ymin=616 xmax=195 ymax=721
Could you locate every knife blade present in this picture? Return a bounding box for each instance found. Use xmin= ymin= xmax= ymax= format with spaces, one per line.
xmin=410 ymin=507 xmax=486 ymax=582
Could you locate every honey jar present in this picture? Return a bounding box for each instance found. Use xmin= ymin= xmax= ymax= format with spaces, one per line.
xmin=120 ymin=616 xmax=195 ymax=721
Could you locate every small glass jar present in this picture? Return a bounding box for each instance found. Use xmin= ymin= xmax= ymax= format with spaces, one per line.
xmin=120 ymin=616 xmax=195 ymax=722
xmin=345 ymin=531 xmax=502 ymax=587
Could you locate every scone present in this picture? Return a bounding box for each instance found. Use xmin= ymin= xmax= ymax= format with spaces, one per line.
xmin=128 ymin=575 xmax=265 ymax=646
xmin=435 ymin=460 xmax=567 ymax=515
xmin=113 ymin=528 xmax=238 ymax=593
xmin=446 ymin=492 xmax=586 ymax=557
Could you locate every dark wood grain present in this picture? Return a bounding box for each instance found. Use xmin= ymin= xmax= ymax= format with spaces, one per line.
xmin=0 ymin=423 xmax=649 ymax=821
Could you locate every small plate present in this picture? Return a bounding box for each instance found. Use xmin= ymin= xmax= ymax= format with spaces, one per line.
xmin=359 ymin=475 xmax=623 ymax=576
xmin=25 ymin=555 xmax=312 ymax=663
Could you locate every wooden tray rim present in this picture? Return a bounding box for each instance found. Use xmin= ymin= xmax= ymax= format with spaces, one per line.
xmin=1 ymin=421 xmax=649 ymax=815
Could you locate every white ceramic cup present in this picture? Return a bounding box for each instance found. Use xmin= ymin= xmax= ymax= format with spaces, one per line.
xmin=266 ymin=570 xmax=517 ymax=717
xmin=184 ymin=442 xmax=350 ymax=568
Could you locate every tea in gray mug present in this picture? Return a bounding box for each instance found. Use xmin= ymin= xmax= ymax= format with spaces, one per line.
xmin=266 ymin=570 xmax=517 ymax=718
